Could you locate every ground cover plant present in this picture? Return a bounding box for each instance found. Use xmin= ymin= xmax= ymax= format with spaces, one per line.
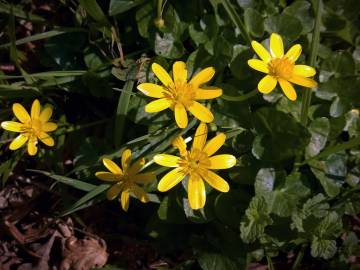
xmin=0 ymin=0 xmax=359 ymax=269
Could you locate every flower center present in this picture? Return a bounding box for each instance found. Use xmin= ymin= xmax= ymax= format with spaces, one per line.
xmin=21 ymin=119 xmax=43 ymax=136
xmin=165 ymin=81 xmax=195 ymax=107
xmin=268 ymin=57 xmax=294 ymax=79
xmin=179 ymin=149 xmax=209 ymax=174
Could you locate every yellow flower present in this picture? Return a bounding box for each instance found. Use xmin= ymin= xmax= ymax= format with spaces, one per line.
xmin=248 ymin=33 xmax=318 ymax=101
xmin=1 ymin=99 xmax=58 ymax=156
xmin=137 ymin=61 xmax=222 ymax=129
xmin=95 ymin=149 xmax=156 ymax=211
xmin=153 ymin=123 xmax=236 ymax=210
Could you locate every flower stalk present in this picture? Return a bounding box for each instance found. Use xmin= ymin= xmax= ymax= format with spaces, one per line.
xmin=300 ymin=0 xmax=322 ymax=126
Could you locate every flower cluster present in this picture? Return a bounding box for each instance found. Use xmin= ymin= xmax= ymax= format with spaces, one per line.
xmin=1 ymin=33 xmax=317 ymax=211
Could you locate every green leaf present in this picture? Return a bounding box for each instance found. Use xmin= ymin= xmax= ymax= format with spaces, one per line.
xmin=0 ymin=28 xmax=87 ymax=49
xmin=314 ymin=212 xmax=342 ymax=239
xmin=264 ymin=13 xmax=303 ymax=42
xmin=29 ymin=169 xmax=96 ymax=192
xmin=157 ymin=193 xmax=187 ymax=224
xmin=291 ymin=193 xmax=330 ymax=232
xmin=198 ymin=252 xmax=245 ymax=270
xmin=108 ymin=0 xmax=145 ymax=16
xmin=154 ymin=33 xmax=185 ymax=59
xmin=115 ymin=80 xmax=134 ymax=147
xmin=240 ymin=196 xmax=272 ymax=243
xmin=311 ymin=237 xmax=337 ymax=259
xmin=254 ymin=168 xmax=275 ymax=197
xmin=283 ymin=0 xmax=314 ymax=34
xmin=0 ymin=2 xmax=45 ymax=22
xmin=61 ymin=184 xmax=109 ymax=216
xmin=135 ymin=3 xmax=154 ymax=39
xmin=325 ymin=153 xmax=347 ymax=179
xmin=79 ymin=0 xmax=111 ymax=26
xmin=244 ymin=8 xmax=264 ymax=38
xmin=310 ymin=160 xmax=342 ymax=197
xmin=252 ymin=107 xmax=310 ymax=162
xmin=310 ymin=212 xmax=342 ymax=259
xmin=306 ymin=117 xmax=330 ymax=157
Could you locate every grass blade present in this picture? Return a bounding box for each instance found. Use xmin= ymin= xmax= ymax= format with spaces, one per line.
xmin=29 ymin=169 xmax=96 ymax=192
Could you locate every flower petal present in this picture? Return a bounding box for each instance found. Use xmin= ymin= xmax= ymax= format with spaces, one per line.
xmin=13 ymin=103 xmax=30 ymax=123
xmin=133 ymin=172 xmax=156 ymax=184
xmin=203 ymin=133 xmax=226 ymax=156
xmin=120 ymin=190 xmax=130 ymax=211
xmin=152 ymin=62 xmax=173 ymax=87
xmin=145 ymin=98 xmax=173 ymax=113
xmin=127 ymin=157 xmax=145 ymax=176
xmin=175 ymin=103 xmax=188 ymax=129
xmin=251 ymin=41 xmax=271 ymax=63
xmin=106 ymin=183 xmax=122 ymax=200
xmin=103 ymin=158 xmax=122 ymax=175
xmin=278 ymin=78 xmax=297 ymax=101
xmin=9 ymin=134 xmax=28 ymax=150
xmin=27 ymin=137 xmax=38 ymax=156
xmin=293 ymin=65 xmax=316 ymax=77
xmin=137 ymin=83 xmax=166 ymax=98
xmin=205 ymin=154 xmax=236 ymax=169
xmin=200 ymin=169 xmax=229 ymax=192
xmin=131 ymin=185 xmax=149 ymax=203
xmin=189 ymin=67 xmax=215 ymax=88
xmin=153 ymin=154 xmax=180 ymax=167
xmin=188 ymin=101 xmax=214 ymax=123
xmin=247 ymin=59 xmax=269 ymax=73
xmin=121 ymin=149 xmax=132 ymax=172
xmin=270 ymin=33 xmax=284 ymax=58
xmin=39 ymin=106 xmax=53 ymax=123
xmin=95 ymin=172 xmax=118 ymax=181
xmin=285 ymin=44 xmax=302 ymax=62
xmin=289 ymin=75 xmax=318 ymax=88
xmin=1 ymin=121 xmax=23 ymax=132
xmin=38 ymin=132 xmax=55 ymax=147
xmin=188 ymin=174 xmax=206 ymax=210
xmin=195 ymin=86 xmax=223 ymax=100
xmin=157 ymin=167 xmax=186 ymax=192
xmin=173 ymin=61 xmax=187 ymax=83
xmin=42 ymin=122 xmax=57 ymax=132
xmin=172 ymin=135 xmax=187 ymax=156
xmin=31 ymin=99 xmax=41 ymax=119
xmin=192 ymin=122 xmax=207 ymax=151
xmin=258 ymin=75 xmax=277 ymax=94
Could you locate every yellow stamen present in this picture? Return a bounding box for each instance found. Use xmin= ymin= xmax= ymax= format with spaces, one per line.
xmin=165 ymin=81 xmax=196 ymax=107
xmin=268 ymin=57 xmax=294 ymax=79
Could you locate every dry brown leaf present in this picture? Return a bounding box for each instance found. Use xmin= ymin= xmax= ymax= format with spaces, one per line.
xmin=60 ymin=236 xmax=108 ymax=270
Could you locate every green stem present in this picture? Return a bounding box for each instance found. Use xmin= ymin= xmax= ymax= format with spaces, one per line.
xmin=221 ymin=0 xmax=252 ymax=46
xmin=298 ymin=136 xmax=360 ymax=166
xmin=221 ymin=89 xmax=258 ymax=102
xmin=292 ymin=245 xmax=306 ymax=270
xmin=157 ymin=0 xmax=164 ymax=19
xmin=300 ymin=0 xmax=322 ymax=126
xmin=266 ymin=256 xmax=275 ymax=270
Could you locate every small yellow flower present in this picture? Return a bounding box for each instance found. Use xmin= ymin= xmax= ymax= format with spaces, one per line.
xmin=248 ymin=33 xmax=318 ymax=101
xmin=137 ymin=61 xmax=222 ymax=129
xmin=1 ymin=99 xmax=58 ymax=156
xmin=95 ymin=149 xmax=156 ymax=211
xmin=153 ymin=123 xmax=236 ymax=210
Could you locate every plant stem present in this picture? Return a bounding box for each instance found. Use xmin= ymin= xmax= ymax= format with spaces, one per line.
xmin=222 ymin=0 xmax=252 ymax=46
xmin=266 ymin=256 xmax=275 ymax=270
xmin=300 ymin=0 xmax=322 ymax=126
xmin=157 ymin=0 xmax=164 ymax=19
xmin=221 ymin=89 xmax=258 ymax=102
xmin=292 ymin=245 xmax=306 ymax=270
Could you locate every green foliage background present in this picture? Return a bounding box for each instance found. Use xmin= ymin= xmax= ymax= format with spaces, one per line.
xmin=0 ymin=0 xmax=360 ymax=269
